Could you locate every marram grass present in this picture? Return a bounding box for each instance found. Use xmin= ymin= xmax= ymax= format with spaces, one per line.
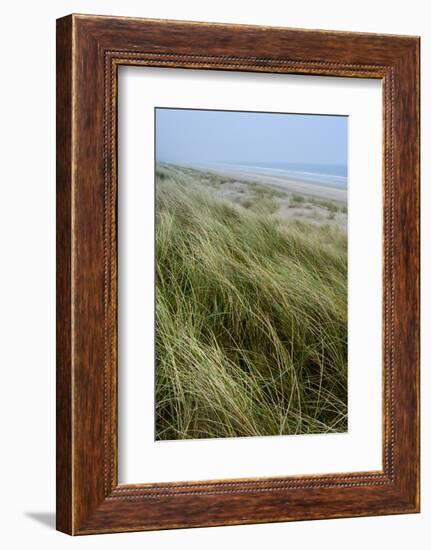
xmin=155 ymin=166 xmax=347 ymax=440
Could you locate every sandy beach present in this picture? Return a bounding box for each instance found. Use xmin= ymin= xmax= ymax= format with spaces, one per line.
xmin=168 ymin=164 xmax=347 ymax=230
xmin=192 ymin=165 xmax=347 ymax=204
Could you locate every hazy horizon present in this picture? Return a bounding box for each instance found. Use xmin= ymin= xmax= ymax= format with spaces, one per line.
xmin=155 ymin=108 xmax=348 ymax=172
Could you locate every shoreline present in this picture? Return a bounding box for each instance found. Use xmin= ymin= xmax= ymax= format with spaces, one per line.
xmin=188 ymin=164 xmax=347 ymax=204
xmin=159 ymin=163 xmax=347 ymax=230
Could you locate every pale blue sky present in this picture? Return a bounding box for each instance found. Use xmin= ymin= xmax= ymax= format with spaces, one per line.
xmin=155 ymin=108 xmax=347 ymax=167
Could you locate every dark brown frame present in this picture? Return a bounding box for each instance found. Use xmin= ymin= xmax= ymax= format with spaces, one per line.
xmin=56 ymin=14 xmax=420 ymax=535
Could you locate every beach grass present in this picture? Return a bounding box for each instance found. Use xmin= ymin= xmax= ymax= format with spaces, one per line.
xmin=155 ymin=165 xmax=348 ymax=440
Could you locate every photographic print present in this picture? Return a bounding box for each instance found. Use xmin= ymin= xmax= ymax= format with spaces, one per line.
xmin=155 ymin=107 xmax=348 ymax=441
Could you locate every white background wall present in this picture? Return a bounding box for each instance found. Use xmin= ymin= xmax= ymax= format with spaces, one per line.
xmin=0 ymin=1 xmax=427 ymax=548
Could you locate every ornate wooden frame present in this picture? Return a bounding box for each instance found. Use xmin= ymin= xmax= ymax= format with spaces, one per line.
xmin=56 ymin=14 xmax=420 ymax=535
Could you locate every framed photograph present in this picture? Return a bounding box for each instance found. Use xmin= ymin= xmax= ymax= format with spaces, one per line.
xmin=56 ymin=14 xmax=420 ymax=535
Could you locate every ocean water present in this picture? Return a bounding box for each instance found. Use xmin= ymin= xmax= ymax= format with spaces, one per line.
xmin=210 ymin=161 xmax=348 ymax=189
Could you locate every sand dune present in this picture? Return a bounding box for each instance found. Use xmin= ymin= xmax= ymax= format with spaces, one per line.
xmin=194 ymin=165 xmax=347 ymax=204
xmin=168 ymin=164 xmax=347 ymax=230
